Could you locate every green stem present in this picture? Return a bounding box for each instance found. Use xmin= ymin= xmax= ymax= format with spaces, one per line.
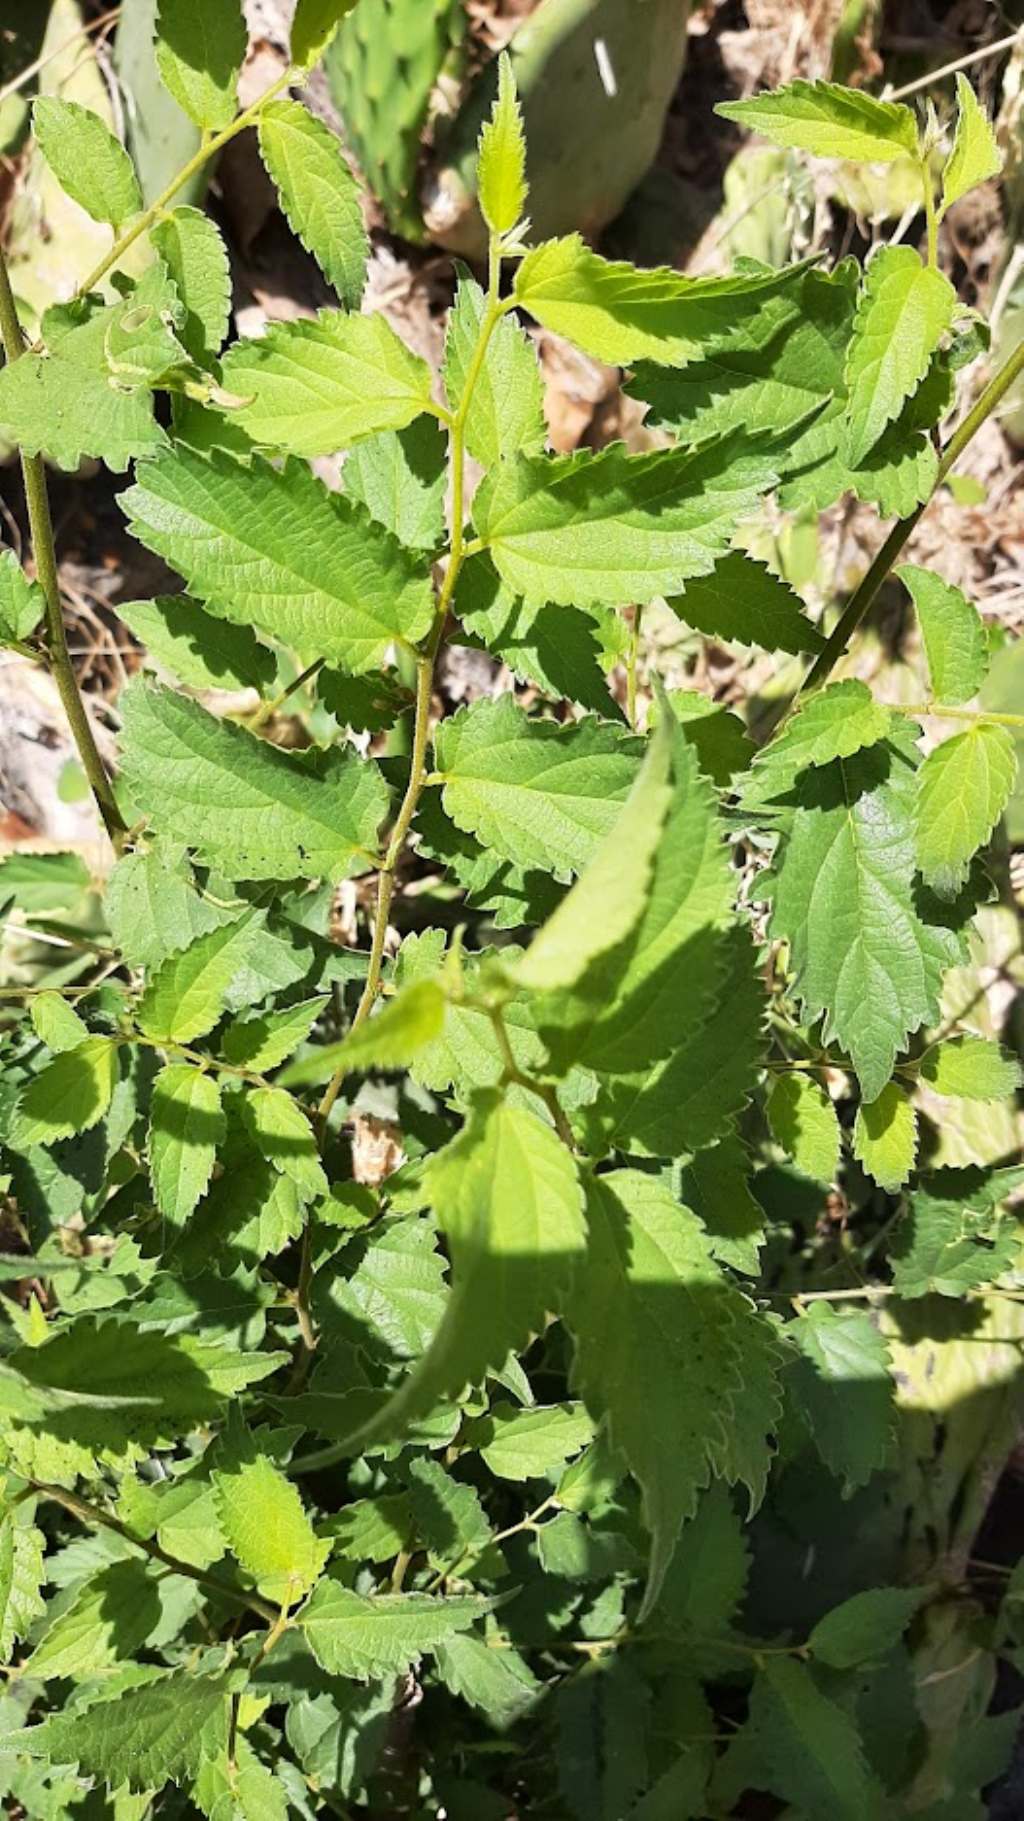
xmin=249 ymin=655 xmax=325 ymax=731
xmin=801 ymin=330 xmax=1024 ymax=694
xmin=891 ymin=702 xmax=1024 ymax=728
xmin=922 ymin=159 xmax=939 ymax=267
xmin=0 ymin=246 xmax=127 ymax=850
xmin=30 ymin=1480 xmax=277 ymax=1621
xmin=72 ymin=68 xmax=296 ymax=304
xmin=626 ymin=604 xmax=644 ymax=730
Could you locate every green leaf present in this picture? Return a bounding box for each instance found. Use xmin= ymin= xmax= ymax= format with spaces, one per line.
xmin=455 ymin=556 xmax=615 ymax=717
xmin=326 ymin=1492 xmax=415 ymax=1563
xmin=151 ymin=206 xmax=232 ymax=361
xmin=669 ymin=550 xmax=825 ymax=656
xmin=406 ymin=1455 xmax=492 ymax=1564
xmin=808 ymin=1587 xmax=925 ymax=1669
xmin=513 ymin=234 xmax=806 ymax=366
xmin=7 ymin=1670 xmax=230 ymax=1792
xmin=843 ymin=247 xmax=956 ymax=465
xmin=896 ymin=563 xmax=988 ymax=705
xmin=769 ymin=742 xmax=934 ymax=1101
xmin=556 ymin=1659 xmax=651 ymax=1821
xmin=118 ymin=594 xmax=275 ymax=694
xmin=679 ymin=1133 xmax=766 ymax=1276
xmin=753 ymin=681 xmax=893 ymax=787
xmin=221 ymin=996 xmax=328 ymax=1073
xmin=33 ymin=97 xmax=142 ymax=228
xmin=0 ymin=549 xmax=44 ymax=645
xmin=889 ymin=1172 xmax=1022 ymax=1297
xmin=434 ymin=1633 xmax=541 ymax=1730
xmin=239 ymin=1086 xmax=327 ymax=1202
xmin=213 ymin=1444 xmax=329 ymax=1606
xmin=258 ymin=100 xmax=368 ymax=308
xmin=655 ymin=691 xmax=755 ymax=786
xmin=23 ymin=1559 xmax=163 ymax=1681
xmin=920 ymin=1035 xmax=1023 ymax=1101
xmin=12 ymin=1037 xmax=119 ymax=1147
xmin=281 ymin=979 xmax=447 ymax=1088
xmin=344 ymin=417 xmax=446 ymax=552
xmin=291 ymin=0 xmax=360 ymax=69
xmin=767 ymin=1073 xmax=841 ymax=1185
xmin=30 ymin=990 xmax=90 ymax=1053
xmin=0 ymin=297 xmax=168 ymax=473
xmin=313 ymin=1213 xmax=448 ymax=1365
xmin=120 ymin=681 xmax=388 ymax=883
xmin=445 ymin=275 xmax=546 ymax=472
xmin=137 ymin=915 xmax=260 ymax=1042
xmin=852 ymin=1080 xmax=918 ymax=1192
xmin=736 ymin=1655 xmax=889 ymax=1819
xmin=717 ymin=79 xmax=918 ymax=163
xmin=476 ymin=1402 xmax=594 ymax=1482
xmin=478 ymin=52 xmax=527 ymax=235
xmin=301 ymin=1580 xmax=495 ymax=1680
xmin=791 ymin=1304 xmax=893 ymax=1489
xmin=941 ymin=73 xmax=1002 ymax=215
xmin=346 ymin=1096 xmax=585 ymax=1447
xmin=434 ymin=696 xmax=638 ymax=881
xmin=154 ymin=0 xmax=247 ymax=131
xmin=510 ymin=707 xmax=674 ymax=993
xmin=106 ymin=843 xmax=237 ymax=971
xmin=194 ymin=1735 xmax=288 ymax=1821
xmin=567 ymin=1170 xmax=750 ymax=1617
xmin=121 ymin=449 xmax=433 ymax=672
xmin=915 ymin=722 xmax=1017 ymax=894
xmin=0 ymin=1509 xmax=46 ymax=1663
xmin=220 ymin=311 xmax=434 ymax=458
xmin=148 ymin=1064 xmax=225 ymax=1226
xmin=475 ymin=440 xmax=779 ymax=608
xmin=652 ymin=1482 xmax=750 ymax=1661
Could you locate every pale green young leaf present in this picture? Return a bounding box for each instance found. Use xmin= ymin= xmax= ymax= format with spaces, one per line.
xmin=213 ymin=1449 xmax=329 ymax=1606
xmin=769 ymin=742 xmax=933 ymax=1101
xmin=478 ymin=52 xmax=527 ymax=235
xmin=281 ymin=980 xmax=447 ymax=1088
xmin=853 ymin=1080 xmax=918 ymax=1192
xmin=137 ymin=915 xmax=259 ymax=1042
xmin=121 ymin=450 xmax=433 ymax=671
xmin=220 ymin=311 xmax=434 ymax=457
xmin=258 ymin=100 xmax=368 ymax=308
xmin=30 ymin=990 xmax=89 ymax=1053
xmin=12 ymin=1037 xmax=119 ymax=1147
xmin=154 ymin=0 xmax=247 ymax=130
xmin=669 ymin=551 xmax=825 ymax=656
xmin=148 ymin=1064 xmax=225 ymax=1226
xmin=477 ymin=1403 xmax=594 ymax=1482
xmin=150 ymin=207 xmax=232 ymax=360
xmin=444 ymin=275 xmax=546 ymax=471
xmin=791 ymin=1304 xmax=894 ymax=1489
xmin=915 ymin=722 xmax=1017 ymax=894
xmin=920 ymin=1035 xmax=1023 ymax=1101
xmin=221 ymin=996 xmax=328 ymax=1073
xmin=475 ymin=440 xmax=779 ymax=607
xmin=291 ymin=0 xmax=360 ymax=69
xmin=567 ymin=1171 xmax=747 ymax=1618
xmin=0 ymin=1510 xmax=46 ymax=1662
xmin=537 ymin=727 xmax=732 ymax=1077
xmin=6 ymin=1670 xmax=230 ymax=1792
xmin=434 ymin=696 xmax=639 ymax=881
xmin=120 ymin=682 xmax=388 ymax=883
xmin=896 ymin=563 xmax=988 ymax=705
xmin=344 ymin=1096 xmax=586 ymax=1448
xmin=240 ymin=1086 xmax=327 ymax=1202
xmin=513 ymin=234 xmax=805 ymax=366
xmin=0 ymin=550 xmax=45 ymax=645
xmin=941 ymin=73 xmax=1002 ymax=215
xmin=301 ymin=1580 xmax=495 ymax=1680
xmin=717 ymin=79 xmax=918 ymax=163
xmin=843 ymin=247 xmax=956 ymax=465
xmin=510 ymin=709 xmax=673 ymax=992
xmin=739 ymin=1655 xmax=889 ymax=1819
xmin=808 ymin=1586 xmax=925 ymax=1669
xmin=33 ymin=97 xmax=142 ymax=228
xmin=345 ymin=417 xmax=446 ymax=552
xmin=23 ymin=1560 xmax=161 ymax=1682
xmin=118 ymin=595 xmax=275 ymax=694
xmin=767 ymin=1073 xmax=841 ymax=1185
